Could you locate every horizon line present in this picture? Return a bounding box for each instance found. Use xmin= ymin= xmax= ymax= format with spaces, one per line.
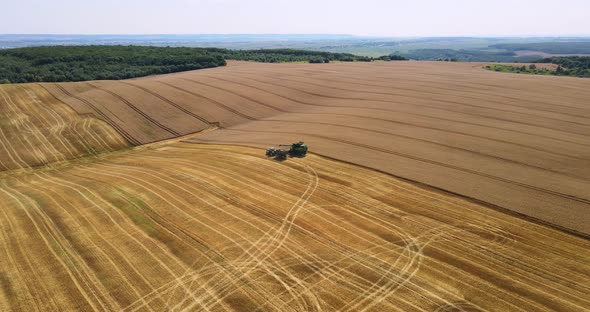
xmin=2 ymin=33 xmax=590 ymax=38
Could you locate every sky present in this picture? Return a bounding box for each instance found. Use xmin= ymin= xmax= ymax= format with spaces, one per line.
xmin=2 ymin=0 xmax=589 ymax=37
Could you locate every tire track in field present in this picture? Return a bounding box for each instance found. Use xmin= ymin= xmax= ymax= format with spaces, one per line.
xmin=37 ymin=174 xmax=166 ymax=311
xmin=302 ymin=155 xmax=590 ymax=306
xmin=20 ymin=86 xmax=79 ymax=158
xmin=33 ymin=85 xmax=119 ymax=154
xmin=117 ymin=161 xmax=320 ymax=311
xmin=86 ymin=83 xmax=180 ymax=136
xmin=96 ymin=159 xmax=322 ymax=311
xmin=281 ymin=112 xmax=590 ymax=162
xmin=178 ymin=78 xmax=288 ymax=113
xmin=250 ymin=66 xmax=590 ymax=112
xmin=365 ymin=182 xmax=590 ymax=304
xmin=0 ymin=181 xmax=102 ymax=311
xmin=0 ymin=87 xmax=56 ymax=166
xmin=197 ymin=73 xmax=590 ymax=159
xmin=46 ymin=84 xmax=141 ymax=145
xmin=135 ymin=155 xmax=385 ymax=310
xmin=214 ymin=73 xmax=590 ymax=135
xmin=138 ymin=154 xmax=426 ymax=312
xmin=118 ymin=81 xmax=213 ymax=126
xmin=228 ymin=69 xmax=590 ymax=120
xmin=200 ymin=74 xmax=590 ymax=147
xmin=257 ymin=118 xmax=590 ymax=181
xmin=80 ymin=164 xmax=289 ymax=311
xmin=157 ymin=81 xmax=256 ymax=121
xmin=203 ymin=129 xmax=590 ymax=205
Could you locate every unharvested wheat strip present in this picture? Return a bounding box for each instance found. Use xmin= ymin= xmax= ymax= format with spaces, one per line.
xmin=0 ymin=181 xmax=96 ymax=311
xmin=200 ymin=76 xmax=590 ymax=157
xmin=209 ymin=72 xmax=590 ymax=140
xmin=219 ymin=70 xmax=590 ymax=125
xmin=208 ymin=73 xmax=590 ymax=149
xmin=238 ymin=69 xmax=590 ymax=117
xmin=233 ymin=73 xmax=590 ymax=134
xmin=37 ymin=175 xmax=163 ymax=311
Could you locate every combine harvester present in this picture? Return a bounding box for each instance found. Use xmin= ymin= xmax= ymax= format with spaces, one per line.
xmin=266 ymin=142 xmax=308 ymax=160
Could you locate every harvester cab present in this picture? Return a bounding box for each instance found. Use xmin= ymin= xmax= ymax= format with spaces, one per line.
xmin=265 ymin=147 xmax=277 ymax=157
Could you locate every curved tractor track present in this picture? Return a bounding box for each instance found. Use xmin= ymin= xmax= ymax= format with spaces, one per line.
xmin=0 ymin=83 xmax=128 ymax=172
xmin=0 ymin=144 xmax=588 ymax=311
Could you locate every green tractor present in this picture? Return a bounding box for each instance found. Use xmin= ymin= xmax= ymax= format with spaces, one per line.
xmin=266 ymin=141 xmax=308 ymax=160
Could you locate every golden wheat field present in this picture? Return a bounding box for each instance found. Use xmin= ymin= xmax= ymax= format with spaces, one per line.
xmin=1 ymin=143 xmax=589 ymax=311
xmin=0 ymin=61 xmax=589 ymax=311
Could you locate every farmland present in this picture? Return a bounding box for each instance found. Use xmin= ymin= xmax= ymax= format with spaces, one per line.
xmin=0 ymin=143 xmax=589 ymax=311
xmin=34 ymin=61 xmax=590 ymax=234
xmin=0 ymin=60 xmax=589 ymax=311
xmin=0 ymin=84 xmax=127 ymax=171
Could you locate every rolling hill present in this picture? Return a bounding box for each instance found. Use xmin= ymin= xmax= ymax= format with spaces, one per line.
xmin=0 ymin=60 xmax=589 ymax=311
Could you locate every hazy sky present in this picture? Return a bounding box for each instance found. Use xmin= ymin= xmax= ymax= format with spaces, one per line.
xmin=2 ymin=0 xmax=589 ymax=36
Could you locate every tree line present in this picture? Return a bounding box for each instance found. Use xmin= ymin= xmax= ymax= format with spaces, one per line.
xmin=535 ymin=56 xmax=590 ymax=77
xmin=0 ymin=46 xmax=407 ymax=83
xmin=485 ymin=57 xmax=589 ymax=78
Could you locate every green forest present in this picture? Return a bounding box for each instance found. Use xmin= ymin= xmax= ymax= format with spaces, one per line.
xmin=535 ymin=56 xmax=590 ymax=77
xmin=0 ymin=46 xmax=401 ymax=83
xmin=486 ymin=56 xmax=590 ymax=78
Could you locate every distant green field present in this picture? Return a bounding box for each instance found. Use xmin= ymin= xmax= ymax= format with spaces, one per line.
xmin=490 ymin=42 xmax=590 ymax=54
